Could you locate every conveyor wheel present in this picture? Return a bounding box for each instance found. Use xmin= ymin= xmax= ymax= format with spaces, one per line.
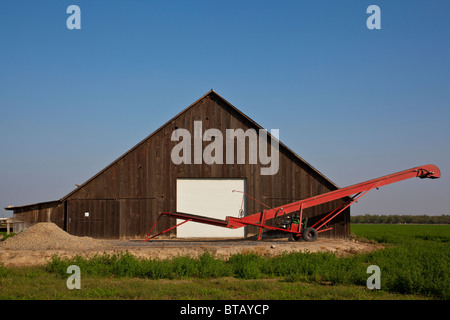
xmin=302 ymin=227 xmax=318 ymax=242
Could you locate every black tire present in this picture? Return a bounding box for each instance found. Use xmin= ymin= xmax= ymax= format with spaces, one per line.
xmin=302 ymin=227 xmax=318 ymax=242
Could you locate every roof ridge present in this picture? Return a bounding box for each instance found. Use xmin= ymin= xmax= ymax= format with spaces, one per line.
xmin=11 ymin=90 xmax=339 ymax=207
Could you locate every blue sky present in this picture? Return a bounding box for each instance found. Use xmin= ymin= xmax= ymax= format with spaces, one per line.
xmin=1 ymin=0 xmax=449 ymax=217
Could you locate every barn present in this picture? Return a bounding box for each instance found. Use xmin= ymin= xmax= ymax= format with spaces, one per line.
xmin=5 ymin=90 xmax=350 ymax=239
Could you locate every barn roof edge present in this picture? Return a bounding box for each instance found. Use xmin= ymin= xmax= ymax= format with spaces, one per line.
xmin=9 ymin=90 xmax=340 ymax=210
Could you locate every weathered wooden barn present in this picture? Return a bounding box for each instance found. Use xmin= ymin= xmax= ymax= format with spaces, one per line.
xmin=6 ymin=90 xmax=350 ymax=239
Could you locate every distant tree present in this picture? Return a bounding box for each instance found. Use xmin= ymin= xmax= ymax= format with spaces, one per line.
xmin=351 ymin=214 xmax=450 ymax=224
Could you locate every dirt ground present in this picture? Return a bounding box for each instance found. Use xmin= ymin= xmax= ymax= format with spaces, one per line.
xmin=0 ymin=223 xmax=384 ymax=267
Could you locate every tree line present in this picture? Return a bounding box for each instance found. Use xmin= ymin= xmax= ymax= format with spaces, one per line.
xmin=351 ymin=214 xmax=450 ymax=224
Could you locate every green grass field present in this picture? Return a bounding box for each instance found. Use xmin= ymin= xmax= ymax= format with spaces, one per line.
xmin=351 ymin=224 xmax=449 ymax=299
xmin=351 ymin=224 xmax=450 ymax=244
xmin=0 ymin=224 xmax=449 ymax=300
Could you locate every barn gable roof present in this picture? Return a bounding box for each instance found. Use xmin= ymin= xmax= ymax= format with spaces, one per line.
xmin=6 ymin=90 xmax=339 ymax=210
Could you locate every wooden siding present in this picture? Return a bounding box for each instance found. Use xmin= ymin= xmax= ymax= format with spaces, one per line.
xmin=66 ymin=199 xmax=120 ymax=239
xmin=61 ymin=92 xmax=349 ymax=239
xmin=12 ymin=202 xmax=64 ymax=233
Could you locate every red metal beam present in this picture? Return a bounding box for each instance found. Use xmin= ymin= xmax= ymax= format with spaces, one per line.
xmin=144 ymin=164 xmax=440 ymax=240
xmin=143 ymin=218 xmax=192 ymax=241
xmin=157 ymin=211 xmax=229 ymax=228
xmin=226 ymin=164 xmax=440 ymax=229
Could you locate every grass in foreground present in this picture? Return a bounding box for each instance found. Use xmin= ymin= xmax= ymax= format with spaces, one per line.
xmin=0 ymin=224 xmax=448 ymax=300
xmin=0 ymin=266 xmax=426 ymax=300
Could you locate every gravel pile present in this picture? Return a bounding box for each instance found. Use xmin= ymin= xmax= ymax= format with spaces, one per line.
xmin=0 ymin=222 xmax=113 ymax=250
